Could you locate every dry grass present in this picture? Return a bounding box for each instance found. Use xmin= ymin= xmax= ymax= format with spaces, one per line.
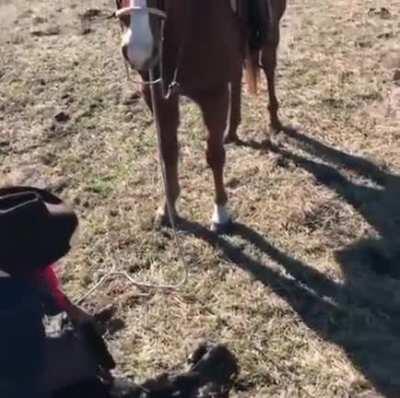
xmin=1 ymin=0 xmax=400 ymax=396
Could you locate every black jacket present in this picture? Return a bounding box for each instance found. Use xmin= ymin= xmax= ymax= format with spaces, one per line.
xmin=0 ymin=274 xmax=45 ymax=398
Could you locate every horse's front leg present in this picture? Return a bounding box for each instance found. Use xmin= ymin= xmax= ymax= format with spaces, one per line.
xmin=143 ymin=85 xmax=180 ymax=226
xmin=194 ymin=86 xmax=232 ymax=233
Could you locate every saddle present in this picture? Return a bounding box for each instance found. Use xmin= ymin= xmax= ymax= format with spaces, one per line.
xmin=232 ymin=0 xmax=269 ymax=50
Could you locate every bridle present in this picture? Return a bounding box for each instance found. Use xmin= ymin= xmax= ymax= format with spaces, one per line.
xmin=83 ymin=0 xmax=191 ymax=298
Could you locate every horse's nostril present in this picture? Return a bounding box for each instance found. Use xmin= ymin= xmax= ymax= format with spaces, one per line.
xmin=121 ymin=45 xmax=129 ymax=61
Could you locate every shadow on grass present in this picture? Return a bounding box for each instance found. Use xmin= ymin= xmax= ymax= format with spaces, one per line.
xmin=176 ymin=129 xmax=400 ymax=397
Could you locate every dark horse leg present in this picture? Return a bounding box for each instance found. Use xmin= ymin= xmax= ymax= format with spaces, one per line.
xmin=224 ymin=72 xmax=243 ymax=144
xmin=194 ymin=86 xmax=231 ymax=232
xmin=143 ymin=85 xmax=180 ymax=224
xmin=226 ymin=40 xmax=282 ymax=143
xmin=261 ymin=40 xmax=283 ymax=133
xmin=261 ymin=0 xmax=287 ymax=133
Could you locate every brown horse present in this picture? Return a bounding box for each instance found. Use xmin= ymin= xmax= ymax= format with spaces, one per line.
xmin=225 ymin=0 xmax=287 ymax=143
xmin=115 ymin=0 xmax=258 ymax=231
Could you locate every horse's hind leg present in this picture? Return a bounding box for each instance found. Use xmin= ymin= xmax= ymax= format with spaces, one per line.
xmin=261 ymin=41 xmax=283 ymax=133
xmin=143 ymin=86 xmax=180 ymax=225
xmin=195 ymin=87 xmax=231 ymax=232
xmin=224 ymin=72 xmax=243 ymax=144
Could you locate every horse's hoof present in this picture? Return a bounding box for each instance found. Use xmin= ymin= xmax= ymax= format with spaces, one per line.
xmin=210 ymin=205 xmax=233 ymax=234
xmin=211 ymin=219 xmax=233 ymax=234
xmin=224 ymin=134 xmax=241 ymax=145
xmin=154 ymin=208 xmax=178 ymax=229
xmin=269 ymin=130 xmax=286 ymax=147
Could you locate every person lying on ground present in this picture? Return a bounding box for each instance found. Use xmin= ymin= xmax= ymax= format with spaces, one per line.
xmin=0 ymin=186 xmax=103 ymax=398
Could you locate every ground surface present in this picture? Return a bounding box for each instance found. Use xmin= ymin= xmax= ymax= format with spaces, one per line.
xmin=1 ymin=0 xmax=400 ymax=396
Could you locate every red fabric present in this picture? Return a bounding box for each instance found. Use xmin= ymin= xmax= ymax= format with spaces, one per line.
xmin=32 ymin=264 xmax=70 ymax=312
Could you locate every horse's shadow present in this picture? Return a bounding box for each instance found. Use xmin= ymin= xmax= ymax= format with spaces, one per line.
xmin=176 ymin=129 xmax=400 ymax=397
xmin=262 ymin=128 xmax=400 ymax=282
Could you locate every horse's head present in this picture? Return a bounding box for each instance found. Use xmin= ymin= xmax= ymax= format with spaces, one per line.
xmin=115 ymin=0 xmax=166 ymax=71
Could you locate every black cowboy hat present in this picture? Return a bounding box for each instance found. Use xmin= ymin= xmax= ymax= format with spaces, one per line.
xmin=0 ymin=186 xmax=78 ymax=274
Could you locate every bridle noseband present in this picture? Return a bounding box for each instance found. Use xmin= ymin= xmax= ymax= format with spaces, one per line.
xmin=115 ymin=5 xmax=167 ymax=20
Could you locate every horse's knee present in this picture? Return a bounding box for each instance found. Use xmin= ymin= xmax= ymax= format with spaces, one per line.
xmin=159 ymin=136 xmax=178 ymax=171
xmin=206 ymin=144 xmax=225 ymax=169
xmin=261 ymin=48 xmax=277 ymax=70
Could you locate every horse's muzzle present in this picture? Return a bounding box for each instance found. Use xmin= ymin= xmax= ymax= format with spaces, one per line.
xmin=119 ymin=7 xmax=162 ymax=72
xmin=121 ymin=41 xmax=160 ymax=72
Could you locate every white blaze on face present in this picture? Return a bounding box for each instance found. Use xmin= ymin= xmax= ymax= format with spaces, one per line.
xmin=123 ymin=0 xmax=154 ymax=70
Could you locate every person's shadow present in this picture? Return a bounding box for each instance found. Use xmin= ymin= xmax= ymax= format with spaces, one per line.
xmin=174 ymin=128 xmax=400 ymax=397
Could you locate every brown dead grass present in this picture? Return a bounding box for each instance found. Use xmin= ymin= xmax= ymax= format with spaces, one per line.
xmin=1 ymin=0 xmax=400 ymax=396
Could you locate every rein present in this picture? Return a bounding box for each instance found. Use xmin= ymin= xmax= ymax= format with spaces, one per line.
xmin=78 ymin=2 xmax=189 ymax=303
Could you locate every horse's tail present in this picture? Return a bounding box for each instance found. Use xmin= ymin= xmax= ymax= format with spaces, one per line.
xmin=245 ymin=49 xmax=260 ymax=95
